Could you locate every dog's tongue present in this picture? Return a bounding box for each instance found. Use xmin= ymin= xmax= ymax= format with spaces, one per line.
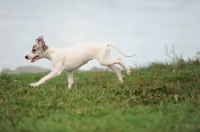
xmin=31 ymin=55 xmax=39 ymax=62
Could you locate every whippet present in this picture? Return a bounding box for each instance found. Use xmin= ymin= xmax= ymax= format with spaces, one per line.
xmin=25 ymin=36 xmax=136 ymax=89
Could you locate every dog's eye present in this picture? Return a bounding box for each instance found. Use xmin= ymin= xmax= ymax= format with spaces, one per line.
xmin=32 ymin=49 xmax=36 ymax=52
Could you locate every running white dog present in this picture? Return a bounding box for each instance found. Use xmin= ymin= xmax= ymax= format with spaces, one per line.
xmin=25 ymin=36 xmax=136 ymax=89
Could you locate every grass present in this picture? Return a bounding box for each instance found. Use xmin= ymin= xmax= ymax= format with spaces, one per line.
xmin=0 ymin=58 xmax=200 ymax=132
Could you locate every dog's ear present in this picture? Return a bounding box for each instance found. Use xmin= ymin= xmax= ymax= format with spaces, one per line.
xmin=36 ymin=36 xmax=45 ymax=46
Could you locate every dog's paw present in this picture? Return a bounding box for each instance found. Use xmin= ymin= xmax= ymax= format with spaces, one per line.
xmin=126 ymin=68 xmax=131 ymax=75
xmin=68 ymin=83 xmax=74 ymax=89
xmin=119 ymin=79 xmax=124 ymax=83
xmin=30 ymin=83 xmax=38 ymax=87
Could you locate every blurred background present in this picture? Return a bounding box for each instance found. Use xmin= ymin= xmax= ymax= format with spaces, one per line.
xmin=0 ymin=0 xmax=200 ymax=72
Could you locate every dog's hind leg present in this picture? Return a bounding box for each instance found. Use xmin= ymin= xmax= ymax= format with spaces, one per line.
xmin=113 ymin=58 xmax=132 ymax=75
xmin=99 ymin=57 xmax=131 ymax=76
xmin=108 ymin=64 xmax=123 ymax=83
xmin=97 ymin=47 xmax=131 ymax=75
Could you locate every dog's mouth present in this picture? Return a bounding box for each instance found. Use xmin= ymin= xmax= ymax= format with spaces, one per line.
xmin=31 ymin=55 xmax=40 ymax=62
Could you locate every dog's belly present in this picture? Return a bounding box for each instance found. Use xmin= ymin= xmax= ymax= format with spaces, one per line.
xmin=61 ymin=42 xmax=108 ymax=71
xmin=63 ymin=58 xmax=91 ymax=71
xmin=62 ymin=50 xmax=94 ymax=71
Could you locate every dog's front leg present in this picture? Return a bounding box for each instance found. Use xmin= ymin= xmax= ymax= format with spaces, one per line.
xmin=30 ymin=69 xmax=62 ymax=87
xmin=67 ymin=71 xmax=74 ymax=89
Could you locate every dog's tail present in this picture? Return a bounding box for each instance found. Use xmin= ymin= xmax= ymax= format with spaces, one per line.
xmin=107 ymin=43 xmax=136 ymax=57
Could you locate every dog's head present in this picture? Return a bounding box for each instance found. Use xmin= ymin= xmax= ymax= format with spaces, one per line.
xmin=25 ymin=36 xmax=48 ymax=63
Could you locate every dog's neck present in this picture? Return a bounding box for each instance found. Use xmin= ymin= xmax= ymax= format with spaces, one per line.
xmin=42 ymin=46 xmax=61 ymax=61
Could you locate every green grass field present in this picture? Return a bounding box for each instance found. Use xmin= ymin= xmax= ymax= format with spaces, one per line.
xmin=0 ymin=58 xmax=200 ymax=132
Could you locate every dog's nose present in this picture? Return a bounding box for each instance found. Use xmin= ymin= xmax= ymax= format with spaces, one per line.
xmin=25 ymin=55 xmax=28 ymax=59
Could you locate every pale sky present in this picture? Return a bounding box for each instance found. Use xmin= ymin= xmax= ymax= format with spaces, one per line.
xmin=0 ymin=0 xmax=200 ymax=71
